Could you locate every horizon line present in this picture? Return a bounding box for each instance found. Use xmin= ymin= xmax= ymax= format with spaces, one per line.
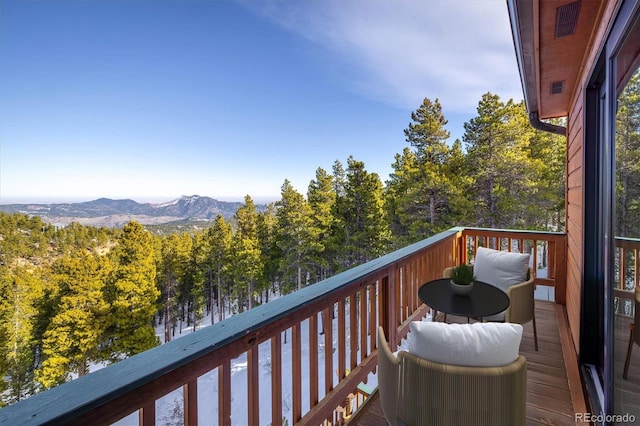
xmin=0 ymin=194 xmax=281 ymax=205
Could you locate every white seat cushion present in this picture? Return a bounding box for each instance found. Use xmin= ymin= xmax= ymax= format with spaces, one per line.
xmin=408 ymin=321 xmax=523 ymax=367
xmin=473 ymin=247 xmax=530 ymax=293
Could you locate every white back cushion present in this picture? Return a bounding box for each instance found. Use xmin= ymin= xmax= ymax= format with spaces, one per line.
xmin=408 ymin=321 xmax=523 ymax=367
xmin=473 ymin=246 xmax=530 ymax=292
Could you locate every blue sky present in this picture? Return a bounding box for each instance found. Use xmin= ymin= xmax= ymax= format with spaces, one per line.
xmin=0 ymin=0 xmax=522 ymax=204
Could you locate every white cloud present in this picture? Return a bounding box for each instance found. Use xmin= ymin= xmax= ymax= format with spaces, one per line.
xmin=238 ymin=0 xmax=522 ymax=113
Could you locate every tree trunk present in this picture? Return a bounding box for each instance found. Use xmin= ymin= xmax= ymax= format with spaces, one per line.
xmin=164 ymin=304 xmax=171 ymax=343
xmin=218 ymin=283 xmax=224 ymax=322
xmin=429 ymin=191 xmax=436 ymax=226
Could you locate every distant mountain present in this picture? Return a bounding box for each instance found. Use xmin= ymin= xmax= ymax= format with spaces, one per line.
xmin=0 ymin=195 xmax=251 ymax=228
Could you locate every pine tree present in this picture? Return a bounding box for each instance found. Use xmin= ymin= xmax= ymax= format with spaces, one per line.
xmin=525 ymin=117 xmax=566 ymax=230
xmin=231 ymin=196 xmax=263 ymax=311
xmin=205 ymin=215 xmax=233 ymax=322
xmin=329 ymin=160 xmax=348 ymax=272
xmin=385 ymin=147 xmax=419 ymax=247
xmin=256 ymin=204 xmax=279 ymax=303
xmin=463 ymin=93 xmax=534 ymax=229
xmin=104 ymin=221 xmax=159 ymax=360
xmin=157 ymin=233 xmax=191 ymax=342
xmin=0 ymin=267 xmax=44 ymax=404
xmin=444 ymin=139 xmax=474 ymax=226
xmin=275 ymin=180 xmax=318 ymax=293
xmin=307 ymin=167 xmax=337 ymax=280
xmin=185 ymin=232 xmax=207 ymax=333
xmin=37 ymin=251 xmax=111 ymax=388
xmin=405 ymin=98 xmax=452 ymax=232
xmin=386 ymin=98 xmax=466 ymax=244
xmin=334 ymin=157 xmax=391 ymax=269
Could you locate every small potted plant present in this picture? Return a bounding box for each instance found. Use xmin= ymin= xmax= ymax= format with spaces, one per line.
xmin=450 ymin=264 xmax=475 ymax=296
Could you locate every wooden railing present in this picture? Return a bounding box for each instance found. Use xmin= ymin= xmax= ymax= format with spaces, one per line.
xmin=613 ymin=237 xmax=640 ymax=316
xmin=0 ymin=227 xmax=567 ymax=426
xmin=460 ymin=228 xmax=567 ymax=304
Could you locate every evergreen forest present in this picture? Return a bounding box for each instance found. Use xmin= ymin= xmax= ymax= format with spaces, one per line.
xmin=1 ymin=92 xmax=579 ymax=405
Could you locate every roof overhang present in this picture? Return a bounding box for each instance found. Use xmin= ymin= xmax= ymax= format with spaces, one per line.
xmin=507 ymin=0 xmax=605 ymax=135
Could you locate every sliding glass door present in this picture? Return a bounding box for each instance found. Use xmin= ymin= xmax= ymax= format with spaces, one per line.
xmin=583 ymin=1 xmax=640 ymax=422
xmin=613 ymin=11 xmax=640 ymax=420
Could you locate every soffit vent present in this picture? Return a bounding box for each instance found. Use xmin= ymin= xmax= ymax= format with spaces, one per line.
xmin=555 ymin=1 xmax=581 ymax=38
xmin=551 ymin=80 xmax=565 ymax=94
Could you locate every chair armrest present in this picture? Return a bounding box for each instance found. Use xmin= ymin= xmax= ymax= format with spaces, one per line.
xmin=443 ymin=266 xmax=454 ymax=278
xmin=505 ymin=275 xmax=535 ymax=324
xmin=377 ymin=327 xmax=400 ymax=425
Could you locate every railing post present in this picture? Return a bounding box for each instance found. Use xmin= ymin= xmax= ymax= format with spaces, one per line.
xmin=457 ymin=230 xmax=466 ymax=264
xmin=555 ymin=234 xmax=568 ymax=305
xmin=383 ymin=266 xmax=398 ymax=351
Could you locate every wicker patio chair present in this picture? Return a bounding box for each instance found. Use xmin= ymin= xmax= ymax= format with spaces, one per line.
xmin=443 ymin=264 xmax=538 ymax=350
xmin=377 ymin=326 xmax=527 ymax=426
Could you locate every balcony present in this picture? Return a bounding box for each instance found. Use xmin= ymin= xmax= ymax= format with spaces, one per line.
xmin=0 ymin=227 xmax=583 ymax=425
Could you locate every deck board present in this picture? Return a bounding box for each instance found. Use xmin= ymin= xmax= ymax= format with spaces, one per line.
xmin=348 ymin=301 xmax=584 ymax=426
xmin=614 ymin=313 xmax=640 ymax=419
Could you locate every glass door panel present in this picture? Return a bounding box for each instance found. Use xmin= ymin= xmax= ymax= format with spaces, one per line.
xmin=614 ymin=16 xmax=640 ymax=418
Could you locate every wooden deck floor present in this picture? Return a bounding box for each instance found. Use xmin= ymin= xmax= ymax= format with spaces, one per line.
xmin=614 ymin=312 xmax=640 ymax=419
xmin=348 ymin=301 xmax=587 ymax=426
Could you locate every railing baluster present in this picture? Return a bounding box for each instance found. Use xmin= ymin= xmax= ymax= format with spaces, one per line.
xmin=248 ymin=344 xmax=259 ymax=426
xmin=386 ymin=268 xmax=398 ymax=350
xmin=633 ymin=248 xmax=640 ymax=288
xmin=338 ymin=299 xmax=346 ymax=380
xmin=350 ymin=292 xmax=358 ymax=371
xmin=548 ymin=239 xmax=554 ymax=278
xmin=140 ymin=401 xmax=155 ymax=426
xmin=416 ymin=257 xmax=422 ymax=311
xmin=400 ymin=265 xmax=407 ymax=322
xmin=369 ymin=284 xmax=377 ymax=354
xmin=360 ymin=287 xmax=367 ymax=363
xmin=271 ymin=333 xmax=282 ymax=426
xmin=309 ymin=313 xmax=319 ymax=408
xmin=292 ymin=323 xmax=302 ymax=422
xmin=324 ymin=306 xmax=333 ymax=396
xmin=184 ymin=379 xmax=198 ymax=426
xmin=218 ymin=360 xmax=231 ymax=426
xmin=622 ymin=247 xmax=627 ymax=290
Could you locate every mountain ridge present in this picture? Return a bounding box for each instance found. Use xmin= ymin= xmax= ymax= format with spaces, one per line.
xmin=0 ymin=195 xmax=252 ymax=228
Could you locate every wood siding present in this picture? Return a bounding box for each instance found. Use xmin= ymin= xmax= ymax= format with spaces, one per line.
xmin=566 ymin=81 xmax=585 ymax=353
